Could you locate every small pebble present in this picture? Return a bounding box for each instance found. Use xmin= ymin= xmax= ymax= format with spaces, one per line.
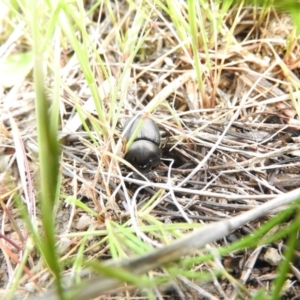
xmin=75 ymin=214 xmax=92 ymax=230
xmin=264 ymin=247 xmax=281 ymax=266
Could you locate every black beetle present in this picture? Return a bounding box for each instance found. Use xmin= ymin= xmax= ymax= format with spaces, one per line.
xmin=123 ymin=116 xmax=161 ymax=173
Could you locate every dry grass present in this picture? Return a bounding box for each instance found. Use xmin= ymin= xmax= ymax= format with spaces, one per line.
xmin=1 ymin=1 xmax=300 ymax=299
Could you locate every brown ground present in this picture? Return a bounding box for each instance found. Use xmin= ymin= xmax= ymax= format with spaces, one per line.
xmin=1 ymin=1 xmax=300 ymax=299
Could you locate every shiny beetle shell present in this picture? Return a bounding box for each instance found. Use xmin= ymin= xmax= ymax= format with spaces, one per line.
xmin=123 ymin=117 xmax=161 ymax=173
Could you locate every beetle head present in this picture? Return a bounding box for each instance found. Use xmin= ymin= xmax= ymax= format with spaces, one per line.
xmin=124 ymin=140 xmax=161 ymax=173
